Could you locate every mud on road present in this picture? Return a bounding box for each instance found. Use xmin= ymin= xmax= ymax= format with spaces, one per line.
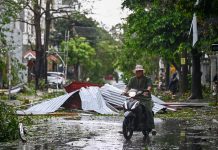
xmin=0 ymin=111 xmax=217 ymax=150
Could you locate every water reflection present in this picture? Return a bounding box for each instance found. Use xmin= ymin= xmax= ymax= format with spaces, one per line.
xmin=0 ymin=116 xmax=217 ymax=150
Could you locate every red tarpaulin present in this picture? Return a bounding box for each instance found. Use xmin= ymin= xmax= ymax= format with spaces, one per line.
xmin=64 ymin=81 xmax=101 ymax=93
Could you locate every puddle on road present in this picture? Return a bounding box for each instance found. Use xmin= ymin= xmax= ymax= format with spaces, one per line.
xmin=0 ymin=115 xmax=217 ymax=150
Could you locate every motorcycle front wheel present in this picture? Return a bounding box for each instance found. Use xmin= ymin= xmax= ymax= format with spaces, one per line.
xmin=123 ymin=118 xmax=133 ymax=140
xmin=142 ymin=130 xmax=149 ymax=137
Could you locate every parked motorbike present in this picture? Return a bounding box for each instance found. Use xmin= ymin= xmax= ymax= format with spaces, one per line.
xmin=122 ymin=89 xmax=151 ymax=140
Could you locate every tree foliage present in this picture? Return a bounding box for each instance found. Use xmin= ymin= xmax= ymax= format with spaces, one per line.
xmin=54 ymin=13 xmax=120 ymax=83
xmin=0 ymin=0 xmax=23 ymax=87
xmin=61 ymin=37 xmax=95 ymax=81
xmin=119 ymin=0 xmax=191 ymax=83
xmin=0 ymin=102 xmax=19 ymax=142
xmin=0 ymin=0 xmax=21 ymax=48
xmin=61 ymin=37 xmax=95 ymax=65
xmin=122 ymin=1 xmax=191 ymax=66
xmin=121 ymin=0 xmax=218 ymax=97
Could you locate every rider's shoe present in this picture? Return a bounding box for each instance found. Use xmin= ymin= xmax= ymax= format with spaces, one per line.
xmin=151 ymin=129 xmax=157 ymax=136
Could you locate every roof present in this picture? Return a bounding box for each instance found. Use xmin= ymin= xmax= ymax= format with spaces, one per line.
xmin=47 ymin=54 xmax=58 ymax=62
xmin=23 ymin=50 xmax=59 ymax=62
xmin=23 ymin=50 xmax=36 ymax=60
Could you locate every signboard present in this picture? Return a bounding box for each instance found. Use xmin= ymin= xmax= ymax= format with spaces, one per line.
xmin=181 ymin=58 xmax=186 ymax=65
xmin=212 ymin=44 xmax=218 ymax=51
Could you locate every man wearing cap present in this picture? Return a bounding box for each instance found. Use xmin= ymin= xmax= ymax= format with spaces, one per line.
xmin=123 ymin=64 xmax=156 ymax=134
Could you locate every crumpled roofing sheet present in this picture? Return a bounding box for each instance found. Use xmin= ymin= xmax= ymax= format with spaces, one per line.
xmin=79 ymin=87 xmax=117 ymax=114
xmin=17 ymin=91 xmax=78 ymax=115
xmin=17 ymin=83 xmax=168 ymax=115
xmin=100 ymin=84 xmax=167 ymax=114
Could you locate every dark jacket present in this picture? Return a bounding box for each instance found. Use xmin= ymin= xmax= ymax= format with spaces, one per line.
xmin=127 ymin=75 xmax=152 ymax=99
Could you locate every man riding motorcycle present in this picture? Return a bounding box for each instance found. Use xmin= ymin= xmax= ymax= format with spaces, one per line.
xmin=123 ymin=64 xmax=156 ymax=135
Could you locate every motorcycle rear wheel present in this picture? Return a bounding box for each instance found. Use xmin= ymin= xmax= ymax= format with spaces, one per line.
xmin=123 ymin=118 xmax=133 ymax=140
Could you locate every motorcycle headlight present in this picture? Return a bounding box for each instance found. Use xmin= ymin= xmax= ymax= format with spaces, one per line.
xmin=129 ymin=91 xmax=136 ymax=97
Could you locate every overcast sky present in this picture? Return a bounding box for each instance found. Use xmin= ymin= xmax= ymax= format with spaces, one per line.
xmin=85 ymin=0 xmax=129 ymax=29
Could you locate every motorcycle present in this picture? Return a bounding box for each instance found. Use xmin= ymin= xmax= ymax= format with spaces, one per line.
xmin=122 ymin=89 xmax=152 ymax=140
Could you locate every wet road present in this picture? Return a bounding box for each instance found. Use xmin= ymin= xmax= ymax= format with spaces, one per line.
xmin=0 ymin=114 xmax=217 ymax=150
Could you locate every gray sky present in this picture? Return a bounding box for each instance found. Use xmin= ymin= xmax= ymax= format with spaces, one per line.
xmin=85 ymin=0 xmax=129 ymax=29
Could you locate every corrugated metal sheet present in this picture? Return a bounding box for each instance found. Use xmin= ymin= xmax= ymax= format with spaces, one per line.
xmin=152 ymin=103 xmax=166 ymax=114
xmin=112 ymin=82 xmax=126 ymax=90
xmin=100 ymin=84 xmax=167 ymax=114
xmin=79 ymin=87 xmax=117 ymax=114
xmin=151 ymin=95 xmax=166 ymax=105
xmin=17 ymin=83 xmax=169 ymax=115
xmin=17 ymin=91 xmax=78 ymax=115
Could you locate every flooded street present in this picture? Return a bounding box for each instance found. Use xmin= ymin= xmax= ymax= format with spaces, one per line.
xmin=0 ymin=113 xmax=217 ymax=150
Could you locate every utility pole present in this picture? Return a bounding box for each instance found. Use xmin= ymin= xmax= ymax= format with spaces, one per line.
xmin=8 ymin=50 xmax=11 ymax=100
xmin=64 ymin=30 xmax=70 ymax=80
xmin=216 ymin=53 xmax=218 ymax=105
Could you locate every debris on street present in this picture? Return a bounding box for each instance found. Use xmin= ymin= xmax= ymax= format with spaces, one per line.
xmin=17 ymin=82 xmax=171 ymax=115
xmin=79 ymin=87 xmax=117 ymax=114
xmin=3 ymin=83 xmax=24 ymax=95
xmin=17 ymin=91 xmax=78 ymax=115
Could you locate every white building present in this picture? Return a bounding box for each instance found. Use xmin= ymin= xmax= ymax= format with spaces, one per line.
xmin=4 ymin=0 xmax=79 ymax=83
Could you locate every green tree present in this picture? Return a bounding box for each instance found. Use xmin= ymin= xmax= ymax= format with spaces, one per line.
xmin=0 ymin=102 xmax=19 ymax=141
xmin=121 ymin=0 xmax=191 ymax=92
xmin=61 ymin=37 xmax=95 ymax=81
xmin=177 ymin=0 xmax=218 ymax=99
xmin=122 ymin=0 xmax=218 ymax=98
xmin=11 ymin=0 xmax=83 ymax=89
xmin=0 ymin=0 xmax=22 ymax=87
xmin=53 ymin=13 xmax=120 ymax=83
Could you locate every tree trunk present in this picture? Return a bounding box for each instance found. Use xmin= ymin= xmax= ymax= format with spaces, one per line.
xmin=74 ymin=61 xmax=80 ymax=81
xmin=179 ymin=50 xmax=188 ymax=94
xmin=165 ymin=62 xmax=170 ymax=89
xmin=34 ymin=0 xmax=43 ymax=90
xmin=43 ymin=0 xmax=52 ymax=87
xmin=74 ymin=64 xmax=78 ymax=81
xmin=189 ymin=48 xmax=203 ymax=99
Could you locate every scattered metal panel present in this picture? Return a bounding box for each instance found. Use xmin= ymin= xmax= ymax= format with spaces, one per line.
xmin=151 ymin=95 xmax=166 ymax=105
xmin=164 ymin=102 xmax=209 ymax=107
xmin=4 ymin=83 xmax=24 ymax=95
xmin=112 ymin=81 xmax=126 ymax=90
xmin=152 ymin=103 xmax=166 ymax=114
xmin=17 ymin=91 xmax=78 ymax=115
xmin=105 ymin=101 xmax=119 ymax=113
xmin=100 ymin=84 xmax=126 ymax=106
xmin=79 ymin=87 xmax=117 ymax=114
xmin=100 ymin=84 xmax=168 ymax=114
xmin=10 ymin=87 xmax=22 ymax=94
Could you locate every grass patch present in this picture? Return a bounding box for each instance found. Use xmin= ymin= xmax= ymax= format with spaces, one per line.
xmin=155 ymin=108 xmax=196 ymax=120
xmin=209 ymin=102 xmax=218 ymax=107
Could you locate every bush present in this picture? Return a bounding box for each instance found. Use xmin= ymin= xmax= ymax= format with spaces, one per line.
xmin=0 ymin=102 xmax=19 ymax=141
